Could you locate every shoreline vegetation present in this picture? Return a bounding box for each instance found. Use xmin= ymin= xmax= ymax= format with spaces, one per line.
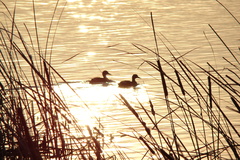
xmin=0 ymin=0 xmax=239 ymax=159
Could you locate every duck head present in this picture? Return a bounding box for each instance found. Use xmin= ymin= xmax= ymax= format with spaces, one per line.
xmin=102 ymin=70 xmax=111 ymax=78
xmin=132 ymin=74 xmax=140 ymax=80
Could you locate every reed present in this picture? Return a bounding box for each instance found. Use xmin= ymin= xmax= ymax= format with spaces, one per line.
xmin=0 ymin=1 xmax=125 ymax=159
xmin=115 ymin=10 xmax=240 ymax=160
xmin=0 ymin=0 xmax=239 ymax=160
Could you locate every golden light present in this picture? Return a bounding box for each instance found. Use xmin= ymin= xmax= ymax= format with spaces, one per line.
xmin=66 ymin=0 xmax=77 ymax=2
xmin=69 ymin=106 xmax=98 ymax=128
xmin=78 ymin=25 xmax=89 ymax=33
xmin=75 ymin=84 xmax=118 ymax=103
xmin=87 ymin=51 xmax=96 ymax=56
xmin=53 ymin=80 xmax=150 ymax=140
xmin=53 ymin=83 xmax=119 ymax=128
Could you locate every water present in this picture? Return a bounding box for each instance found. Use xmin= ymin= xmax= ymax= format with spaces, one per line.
xmin=1 ymin=0 xmax=240 ymax=159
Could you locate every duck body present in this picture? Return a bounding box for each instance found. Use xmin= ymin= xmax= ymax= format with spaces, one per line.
xmin=118 ymin=80 xmax=138 ymax=88
xmin=89 ymin=77 xmax=109 ymax=84
xmin=118 ymin=74 xmax=140 ymax=88
xmin=89 ymin=70 xmax=113 ymax=84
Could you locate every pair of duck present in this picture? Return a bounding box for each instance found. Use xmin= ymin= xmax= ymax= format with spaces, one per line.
xmin=89 ymin=70 xmax=140 ymax=88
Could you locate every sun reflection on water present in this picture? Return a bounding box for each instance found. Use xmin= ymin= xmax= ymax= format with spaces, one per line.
xmin=54 ymin=81 xmax=149 ymax=129
xmin=78 ymin=25 xmax=89 ymax=33
xmin=53 ymin=81 xmax=150 ymax=156
xmin=69 ymin=107 xmax=97 ymax=127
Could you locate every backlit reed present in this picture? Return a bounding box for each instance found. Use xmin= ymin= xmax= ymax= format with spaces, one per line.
xmin=0 ymin=0 xmax=239 ymax=160
xmin=0 ymin=1 xmax=124 ymax=159
xmin=113 ymin=10 xmax=240 ymax=160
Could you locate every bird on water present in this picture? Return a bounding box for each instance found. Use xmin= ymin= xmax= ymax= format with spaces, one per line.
xmin=89 ymin=70 xmax=113 ymax=84
xmin=118 ymin=74 xmax=140 ymax=88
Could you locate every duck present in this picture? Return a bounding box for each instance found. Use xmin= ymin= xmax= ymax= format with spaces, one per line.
xmin=118 ymin=74 xmax=140 ymax=88
xmin=89 ymin=70 xmax=113 ymax=84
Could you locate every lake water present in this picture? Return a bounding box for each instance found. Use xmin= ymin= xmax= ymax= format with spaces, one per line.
xmin=1 ymin=0 xmax=240 ymax=159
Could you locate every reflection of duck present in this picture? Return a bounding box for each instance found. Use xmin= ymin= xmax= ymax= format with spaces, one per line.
xmin=118 ymin=74 xmax=140 ymax=88
xmin=89 ymin=70 xmax=113 ymax=84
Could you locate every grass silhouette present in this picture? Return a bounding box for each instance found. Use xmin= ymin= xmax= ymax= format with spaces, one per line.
xmin=0 ymin=0 xmax=239 ymax=159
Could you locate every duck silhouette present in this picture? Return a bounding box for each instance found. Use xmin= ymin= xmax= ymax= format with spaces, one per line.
xmin=89 ymin=70 xmax=113 ymax=84
xmin=118 ymin=74 xmax=140 ymax=88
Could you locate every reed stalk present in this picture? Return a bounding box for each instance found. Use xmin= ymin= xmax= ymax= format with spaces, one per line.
xmin=1 ymin=0 xmax=239 ymax=159
xmin=0 ymin=1 xmax=125 ymax=159
xmin=116 ymin=9 xmax=239 ymax=159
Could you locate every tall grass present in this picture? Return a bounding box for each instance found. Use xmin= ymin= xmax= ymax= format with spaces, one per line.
xmin=0 ymin=1 xmax=124 ymax=159
xmin=0 ymin=0 xmax=239 ymax=160
xmin=114 ymin=9 xmax=240 ymax=160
